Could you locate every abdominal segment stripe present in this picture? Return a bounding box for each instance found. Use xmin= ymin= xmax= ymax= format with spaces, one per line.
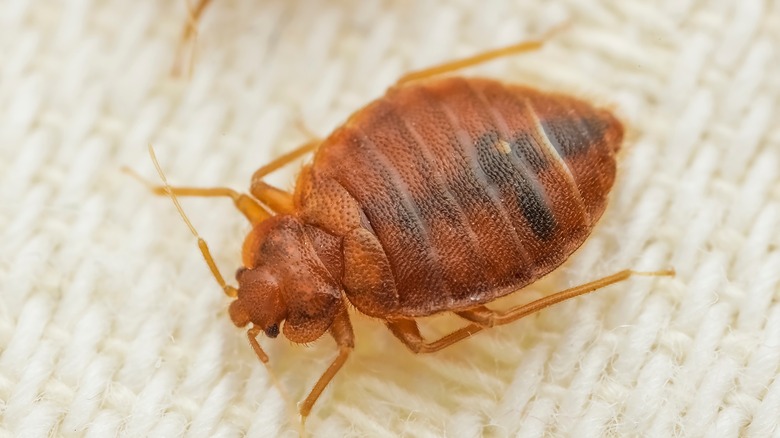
xmin=353 ymin=125 xmax=445 ymax=290
xmin=524 ymin=99 xmax=590 ymax=223
xmin=467 ymin=82 xmax=557 ymax=241
xmin=433 ymin=90 xmax=534 ymax=270
xmin=394 ymin=104 xmax=493 ymax=280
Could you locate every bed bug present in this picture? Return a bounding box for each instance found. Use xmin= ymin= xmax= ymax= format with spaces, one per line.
xmin=138 ymin=31 xmax=674 ymax=421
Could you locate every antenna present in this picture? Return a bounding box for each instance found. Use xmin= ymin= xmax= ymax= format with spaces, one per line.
xmin=147 ymin=144 xmax=238 ymax=298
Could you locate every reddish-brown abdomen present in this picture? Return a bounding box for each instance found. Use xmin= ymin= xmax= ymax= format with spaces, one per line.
xmin=309 ymin=76 xmax=623 ymax=317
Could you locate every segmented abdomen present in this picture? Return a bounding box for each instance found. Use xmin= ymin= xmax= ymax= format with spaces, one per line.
xmin=315 ymin=77 xmax=623 ymax=316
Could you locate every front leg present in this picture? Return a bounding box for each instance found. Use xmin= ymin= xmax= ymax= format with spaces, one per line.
xmin=125 ymin=167 xmax=269 ymax=226
xmin=299 ymin=306 xmax=354 ymax=420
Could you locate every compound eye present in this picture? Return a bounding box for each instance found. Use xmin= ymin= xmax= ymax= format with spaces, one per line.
xmin=264 ymin=324 xmax=280 ymax=338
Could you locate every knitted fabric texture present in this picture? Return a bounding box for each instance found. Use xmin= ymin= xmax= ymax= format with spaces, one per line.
xmin=1 ymin=1 xmax=779 ymax=437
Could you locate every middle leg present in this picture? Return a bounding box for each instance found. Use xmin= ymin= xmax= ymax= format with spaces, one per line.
xmin=248 ymin=139 xmax=321 ymax=215
xmin=395 ymin=23 xmax=567 ymax=86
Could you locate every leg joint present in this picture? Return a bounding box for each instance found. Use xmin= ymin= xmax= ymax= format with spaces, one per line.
xmin=455 ymin=306 xmax=497 ymax=328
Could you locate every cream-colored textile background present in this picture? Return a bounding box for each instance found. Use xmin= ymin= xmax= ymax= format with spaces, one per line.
xmin=1 ymin=1 xmax=779 ymax=437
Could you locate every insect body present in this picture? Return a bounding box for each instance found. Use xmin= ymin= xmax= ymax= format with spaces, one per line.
xmin=143 ymin=34 xmax=672 ymax=421
xmin=303 ymin=77 xmax=623 ymax=320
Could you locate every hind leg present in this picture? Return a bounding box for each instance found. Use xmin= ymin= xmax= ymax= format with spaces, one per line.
xmin=386 ymin=269 xmax=674 ymax=353
xmin=455 ymin=269 xmax=675 ymax=328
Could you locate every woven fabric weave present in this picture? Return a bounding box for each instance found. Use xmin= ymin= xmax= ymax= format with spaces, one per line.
xmin=1 ymin=1 xmax=779 ymax=437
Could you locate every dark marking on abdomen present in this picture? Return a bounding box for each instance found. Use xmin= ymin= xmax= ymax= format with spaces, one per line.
xmin=540 ymin=116 xmax=609 ymax=159
xmin=474 ymin=131 xmax=557 ymax=241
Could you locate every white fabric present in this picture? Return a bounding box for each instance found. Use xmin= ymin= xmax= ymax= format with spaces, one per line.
xmin=1 ymin=1 xmax=779 ymax=437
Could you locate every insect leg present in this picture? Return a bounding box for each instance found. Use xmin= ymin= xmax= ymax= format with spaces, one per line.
xmin=172 ymin=0 xmax=213 ymax=76
xmin=250 ymin=139 xmax=320 ymax=180
xmin=395 ymin=23 xmax=567 ymax=86
xmin=249 ymin=181 xmax=295 ymax=215
xmin=125 ymin=168 xmax=270 ymax=226
xmin=299 ymin=307 xmax=354 ymax=420
xmin=456 ymin=269 xmax=675 ymax=327
xmin=387 ymin=270 xmax=674 ymax=353
xmin=453 ymin=305 xmax=496 ymax=327
xmin=248 ymin=139 xmax=321 ymax=214
xmin=248 ymin=326 xmax=304 ymax=433
xmin=385 ymin=318 xmax=484 ymax=354
xmin=247 ymin=325 xmax=270 ymax=362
